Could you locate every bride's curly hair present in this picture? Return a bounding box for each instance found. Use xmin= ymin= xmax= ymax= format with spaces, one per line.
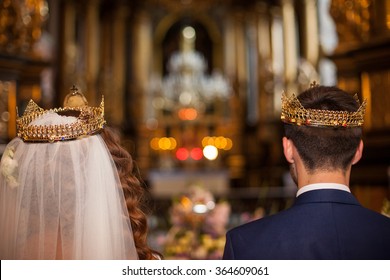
xmin=100 ymin=127 xmax=161 ymax=260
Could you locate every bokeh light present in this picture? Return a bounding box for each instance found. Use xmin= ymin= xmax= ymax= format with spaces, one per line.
xmin=176 ymin=147 xmax=189 ymax=161
xmin=190 ymin=147 xmax=203 ymax=160
xmin=203 ymin=145 xmax=218 ymax=160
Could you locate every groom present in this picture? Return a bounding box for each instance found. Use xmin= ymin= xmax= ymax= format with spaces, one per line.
xmin=223 ymin=84 xmax=390 ymax=259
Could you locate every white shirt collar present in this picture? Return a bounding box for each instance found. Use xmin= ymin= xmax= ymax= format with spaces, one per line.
xmin=296 ymin=183 xmax=350 ymax=197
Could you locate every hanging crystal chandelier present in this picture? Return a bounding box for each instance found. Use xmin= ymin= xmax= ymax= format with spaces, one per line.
xmin=155 ymin=26 xmax=231 ymax=118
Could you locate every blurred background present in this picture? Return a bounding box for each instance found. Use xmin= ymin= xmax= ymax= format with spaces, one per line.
xmin=0 ymin=0 xmax=389 ymax=259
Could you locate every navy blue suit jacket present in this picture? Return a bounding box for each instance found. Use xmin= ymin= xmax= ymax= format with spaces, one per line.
xmin=223 ymin=189 xmax=390 ymax=259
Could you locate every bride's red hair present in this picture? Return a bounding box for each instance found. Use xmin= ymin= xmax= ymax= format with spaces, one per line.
xmin=100 ymin=127 xmax=161 ymax=260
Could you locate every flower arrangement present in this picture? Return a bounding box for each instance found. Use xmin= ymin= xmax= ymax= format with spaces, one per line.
xmin=163 ymin=184 xmax=230 ymax=260
xmin=0 ymin=146 xmax=19 ymax=189
xmin=382 ymin=198 xmax=390 ymax=218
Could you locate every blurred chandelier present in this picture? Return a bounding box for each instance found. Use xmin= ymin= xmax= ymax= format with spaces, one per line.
xmin=154 ymin=26 xmax=231 ymax=117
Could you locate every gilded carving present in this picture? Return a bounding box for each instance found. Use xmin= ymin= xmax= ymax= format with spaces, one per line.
xmin=330 ymin=0 xmax=371 ymax=45
xmin=0 ymin=0 xmax=48 ymax=55
xmin=368 ymin=70 xmax=390 ymax=129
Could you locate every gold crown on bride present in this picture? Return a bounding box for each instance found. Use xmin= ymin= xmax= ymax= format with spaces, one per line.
xmin=16 ymin=85 xmax=106 ymax=142
xmin=280 ymin=82 xmax=367 ymax=128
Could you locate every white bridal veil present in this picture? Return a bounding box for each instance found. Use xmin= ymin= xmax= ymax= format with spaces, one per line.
xmin=0 ymin=112 xmax=138 ymax=259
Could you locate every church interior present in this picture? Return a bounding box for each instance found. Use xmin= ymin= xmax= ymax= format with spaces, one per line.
xmin=1 ymin=0 xmax=390 ymax=259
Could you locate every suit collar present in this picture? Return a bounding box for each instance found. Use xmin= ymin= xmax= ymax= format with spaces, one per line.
xmin=294 ymin=189 xmax=361 ymax=206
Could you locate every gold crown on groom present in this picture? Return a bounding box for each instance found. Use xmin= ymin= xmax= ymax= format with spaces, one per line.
xmin=16 ymin=86 xmax=106 ymax=142
xmin=280 ymin=82 xmax=367 ymax=128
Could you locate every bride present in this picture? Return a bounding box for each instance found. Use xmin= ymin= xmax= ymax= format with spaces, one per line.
xmin=0 ymin=87 xmax=160 ymax=260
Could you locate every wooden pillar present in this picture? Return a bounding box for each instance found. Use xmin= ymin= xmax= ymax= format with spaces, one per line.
xmin=303 ymin=0 xmax=319 ymax=66
xmin=60 ymin=0 xmax=76 ymax=101
xmin=223 ymin=14 xmax=236 ymax=79
xmin=270 ymin=6 xmax=284 ymax=113
xmin=281 ymin=0 xmax=298 ymax=92
xmin=84 ymin=0 xmax=100 ymax=105
xmin=132 ymin=10 xmax=153 ymax=172
xmin=246 ymin=15 xmax=259 ymax=125
xmin=109 ymin=2 xmax=130 ymax=126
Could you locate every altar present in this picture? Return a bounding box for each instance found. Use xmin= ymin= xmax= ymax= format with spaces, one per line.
xmin=148 ymin=170 xmax=229 ymax=199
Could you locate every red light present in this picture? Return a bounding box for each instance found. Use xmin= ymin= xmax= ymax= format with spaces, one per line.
xmin=178 ymin=108 xmax=198 ymax=120
xmin=176 ymin=148 xmax=189 ymax=161
xmin=190 ymin=147 xmax=203 ymax=160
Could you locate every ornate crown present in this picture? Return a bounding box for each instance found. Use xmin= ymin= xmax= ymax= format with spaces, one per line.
xmin=16 ymin=86 xmax=106 ymax=142
xmin=280 ymin=90 xmax=367 ymax=128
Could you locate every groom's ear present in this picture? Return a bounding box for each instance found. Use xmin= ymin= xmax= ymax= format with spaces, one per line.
xmin=352 ymin=140 xmax=363 ymax=165
xmin=282 ymin=137 xmax=294 ymax=164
